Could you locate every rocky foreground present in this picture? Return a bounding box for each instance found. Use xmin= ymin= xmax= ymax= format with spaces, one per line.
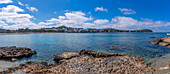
xmin=146 ymin=54 xmax=170 ymax=74
xmin=0 ymin=46 xmax=37 ymax=60
xmin=1 ymin=50 xmax=154 ymax=74
xmin=151 ymin=37 xmax=170 ymax=48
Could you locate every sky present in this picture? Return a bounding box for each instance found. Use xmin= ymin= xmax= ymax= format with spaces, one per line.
xmin=0 ymin=0 xmax=170 ymax=32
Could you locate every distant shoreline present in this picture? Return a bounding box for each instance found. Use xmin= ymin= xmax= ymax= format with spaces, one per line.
xmin=0 ymin=32 xmax=155 ymax=35
xmin=0 ymin=26 xmax=153 ymax=34
xmin=0 ymin=32 xmax=58 ymax=35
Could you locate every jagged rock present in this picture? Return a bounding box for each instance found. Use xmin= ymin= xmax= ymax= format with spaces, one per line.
xmin=2 ymin=50 xmax=154 ymax=74
xmin=0 ymin=46 xmax=37 ymax=60
xmin=151 ymin=37 xmax=170 ymax=48
xmin=53 ymin=52 xmax=79 ymax=63
xmin=151 ymin=38 xmax=162 ymax=45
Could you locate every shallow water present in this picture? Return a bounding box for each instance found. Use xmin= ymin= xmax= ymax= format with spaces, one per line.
xmin=0 ymin=32 xmax=170 ymax=71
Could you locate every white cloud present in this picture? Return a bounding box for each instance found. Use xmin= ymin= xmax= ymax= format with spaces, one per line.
xmin=94 ymin=19 xmax=109 ymax=25
xmin=0 ymin=21 xmax=8 ymax=27
xmin=18 ymin=1 xmax=24 ymax=6
xmin=83 ymin=23 xmax=95 ymax=28
xmin=40 ymin=11 xmax=170 ymax=31
xmin=111 ymin=17 xmax=138 ymax=27
xmin=101 ymin=16 xmax=170 ymax=31
xmin=0 ymin=0 xmax=12 ymax=4
xmin=58 ymin=16 xmax=66 ymax=19
xmin=43 ymin=11 xmax=93 ymax=27
xmin=25 ymin=4 xmax=38 ymax=12
xmin=0 ymin=5 xmax=24 ymax=13
xmin=38 ymin=22 xmax=54 ymax=26
xmin=64 ymin=10 xmax=69 ymax=12
xmin=65 ymin=11 xmax=92 ymax=23
xmin=0 ymin=5 xmax=39 ymax=29
xmin=119 ymin=8 xmax=136 ymax=15
xmin=17 ymin=2 xmax=38 ymax=12
xmin=0 ymin=5 xmax=169 ymax=32
xmin=95 ymin=7 xmax=108 ymax=12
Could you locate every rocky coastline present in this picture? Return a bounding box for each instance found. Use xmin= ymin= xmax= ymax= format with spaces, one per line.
xmin=0 ymin=46 xmax=37 ymax=60
xmin=1 ymin=49 xmax=154 ymax=74
xmin=151 ymin=37 xmax=170 ymax=48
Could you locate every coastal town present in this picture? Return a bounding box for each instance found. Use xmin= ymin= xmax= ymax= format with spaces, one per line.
xmin=0 ymin=26 xmax=153 ymax=33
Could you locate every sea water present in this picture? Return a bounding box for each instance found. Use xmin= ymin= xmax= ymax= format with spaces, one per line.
xmin=0 ymin=32 xmax=169 ymax=71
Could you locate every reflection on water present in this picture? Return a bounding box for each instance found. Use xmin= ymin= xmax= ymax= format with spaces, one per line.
xmin=0 ymin=33 xmax=170 ymax=71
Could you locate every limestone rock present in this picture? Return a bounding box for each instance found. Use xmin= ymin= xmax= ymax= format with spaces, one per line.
xmin=0 ymin=46 xmax=37 ymax=60
xmin=53 ymin=52 xmax=79 ymax=63
xmin=2 ymin=50 xmax=154 ymax=74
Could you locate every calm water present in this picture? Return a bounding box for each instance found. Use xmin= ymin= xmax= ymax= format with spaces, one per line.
xmin=0 ymin=33 xmax=170 ymax=71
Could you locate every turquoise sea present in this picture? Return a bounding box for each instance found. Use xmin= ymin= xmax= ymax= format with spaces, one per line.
xmin=0 ymin=33 xmax=170 ymax=71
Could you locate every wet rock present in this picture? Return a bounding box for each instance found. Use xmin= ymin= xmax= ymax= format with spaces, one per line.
xmin=2 ymin=50 xmax=154 ymax=74
xmin=151 ymin=37 xmax=170 ymax=48
xmin=79 ymin=49 xmax=125 ymax=57
xmin=109 ymin=45 xmax=116 ymax=48
xmin=158 ymin=42 xmax=170 ymax=46
xmin=53 ymin=52 xmax=79 ymax=63
xmin=150 ymin=38 xmax=162 ymax=45
xmin=109 ymin=45 xmax=123 ymax=50
xmin=149 ymin=37 xmax=156 ymax=38
xmin=0 ymin=46 xmax=37 ymax=60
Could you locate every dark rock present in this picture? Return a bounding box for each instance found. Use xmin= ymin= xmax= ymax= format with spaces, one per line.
xmin=79 ymin=49 xmax=124 ymax=58
xmin=109 ymin=45 xmax=116 ymax=48
xmin=109 ymin=45 xmax=123 ymax=50
xmin=150 ymin=38 xmax=162 ymax=45
xmin=0 ymin=46 xmax=37 ymax=60
xmin=1 ymin=50 xmax=154 ymax=74
xmin=167 ymin=45 xmax=170 ymax=48
xmin=149 ymin=37 xmax=155 ymax=38
xmin=53 ymin=52 xmax=79 ymax=63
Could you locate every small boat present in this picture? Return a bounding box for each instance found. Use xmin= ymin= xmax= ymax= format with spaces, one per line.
xmin=167 ymin=33 xmax=170 ymax=35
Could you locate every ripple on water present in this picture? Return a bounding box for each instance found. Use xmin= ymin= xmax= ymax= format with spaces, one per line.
xmin=0 ymin=33 xmax=169 ymax=72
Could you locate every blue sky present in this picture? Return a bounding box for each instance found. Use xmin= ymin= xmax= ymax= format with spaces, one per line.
xmin=0 ymin=0 xmax=170 ymax=32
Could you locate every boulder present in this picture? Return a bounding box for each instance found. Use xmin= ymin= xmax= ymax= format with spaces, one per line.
xmin=158 ymin=42 xmax=170 ymax=46
xmin=53 ymin=52 xmax=79 ymax=62
xmin=149 ymin=37 xmax=156 ymax=38
xmin=151 ymin=37 xmax=170 ymax=48
xmin=162 ymin=37 xmax=170 ymax=43
xmin=151 ymin=38 xmax=162 ymax=45
xmin=0 ymin=46 xmax=37 ymax=60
